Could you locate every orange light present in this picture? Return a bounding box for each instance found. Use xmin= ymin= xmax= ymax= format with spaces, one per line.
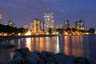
xmin=25 ymin=30 xmax=31 ymax=35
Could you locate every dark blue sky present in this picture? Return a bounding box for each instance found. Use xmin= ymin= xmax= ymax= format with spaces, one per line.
xmin=0 ymin=0 xmax=96 ymax=29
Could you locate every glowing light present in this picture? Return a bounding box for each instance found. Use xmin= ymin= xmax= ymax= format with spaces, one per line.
xmin=46 ymin=32 xmax=49 ymax=35
xmin=0 ymin=14 xmax=2 ymax=19
xmin=64 ymin=36 xmax=71 ymax=55
xmin=56 ymin=35 xmax=60 ymax=53
xmin=36 ymin=33 xmax=39 ymax=35
xmin=39 ymin=37 xmax=44 ymax=52
xmin=18 ymin=33 xmax=21 ymax=36
xmin=25 ymin=30 xmax=31 ymax=35
xmin=64 ymin=32 xmax=69 ymax=35
xmin=95 ymin=31 xmax=96 ymax=34
xmin=52 ymin=31 xmax=58 ymax=35
xmin=3 ymin=33 xmax=7 ymax=36
xmin=83 ymin=32 xmax=89 ymax=35
xmin=25 ymin=38 xmax=32 ymax=51
xmin=0 ymin=33 xmax=7 ymax=36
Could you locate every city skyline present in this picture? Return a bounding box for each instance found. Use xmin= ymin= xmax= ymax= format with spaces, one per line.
xmin=0 ymin=0 xmax=96 ymax=29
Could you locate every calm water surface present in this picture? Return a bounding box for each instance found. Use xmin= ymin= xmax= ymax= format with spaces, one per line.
xmin=0 ymin=35 xmax=96 ymax=63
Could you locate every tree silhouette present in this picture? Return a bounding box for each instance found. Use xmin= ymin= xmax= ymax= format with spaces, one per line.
xmin=0 ymin=24 xmax=28 ymax=36
xmin=88 ymin=28 xmax=95 ymax=34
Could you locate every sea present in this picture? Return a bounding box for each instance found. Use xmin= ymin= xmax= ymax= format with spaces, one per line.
xmin=0 ymin=34 xmax=96 ymax=63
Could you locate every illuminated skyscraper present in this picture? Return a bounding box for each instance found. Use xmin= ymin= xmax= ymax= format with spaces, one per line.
xmin=74 ymin=20 xmax=85 ymax=30
xmin=74 ymin=21 xmax=79 ymax=30
xmin=64 ymin=20 xmax=70 ymax=29
xmin=31 ymin=19 xmax=42 ymax=33
xmin=44 ymin=12 xmax=55 ymax=32
xmin=0 ymin=14 xmax=2 ymax=24
xmin=79 ymin=20 xmax=85 ymax=30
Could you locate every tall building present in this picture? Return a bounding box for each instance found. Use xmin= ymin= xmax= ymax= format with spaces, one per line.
xmin=79 ymin=20 xmax=85 ymax=30
xmin=64 ymin=20 xmax=70 ymax=29
xmin=0 ymin=14 xmax=2 ymax=24
xmin=74 ymin=21 xmax=79 ymax=30
xmin=74 ymin=20 xmax=85 ymax=30
xmin=31 ymin=19 xmax=42 ymax=33
xmin=44 ymin=12 xmax=55 ymax=32
xmin=7 ymin=20 xmax=15 ymax=27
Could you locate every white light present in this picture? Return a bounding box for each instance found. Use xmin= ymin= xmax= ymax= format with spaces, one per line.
xmin=18 ymin=33 xmax=21 ymax=36
xmin=52 ymin=20 xmax=54 ymax=23
xmin=25 ymin=30 xmax=31 ymax=35
xmin=56 ymin=35 xmax=60 ymax=53
xmin=86 ymin=33 xmax=89 ymax=35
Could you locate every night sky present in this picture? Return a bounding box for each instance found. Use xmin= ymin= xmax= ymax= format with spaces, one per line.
xmin=0 ymin=0 xmax=96 ymax=29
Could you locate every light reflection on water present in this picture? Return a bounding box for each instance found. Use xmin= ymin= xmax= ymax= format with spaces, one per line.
xmin=0 ymin=35 xmax=96 ymax=63
xmin=71 ymin=36 xmax=83 ymax=56
xmin=20 ymin=35 xmax=96 ymax=58
xmin=23 ymin=35 xmax=96 ymax=62
xmin=25 ymin=38 xmax=32 ymax=51
xmin=24 ymin=36 xmax=57 ymax=52
xmin=64 ymin=36 xmax=71 ymax=55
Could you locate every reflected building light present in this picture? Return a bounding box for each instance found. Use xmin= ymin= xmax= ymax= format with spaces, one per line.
xmin=56 ymin=32 xmax=59 ymax=34
xmin=52 ymin=20 xmax=54 ymax=23
xmin=36 ymin=37 xmax=40 ymax=50
xmin=25 ymin=38 xmax=32 ymax=51
xmin=56 ymin=35 xmax=60 ymax=53
xmin=39 ymin=37 xmax=44 ymax=52
xmin=45 ymin=37 xmax=50 ymax=51
xmin=64 ymin=36 xmax=70 ymax=55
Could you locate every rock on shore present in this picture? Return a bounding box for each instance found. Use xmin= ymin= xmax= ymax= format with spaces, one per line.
xmin=11 ymin=47 xmax=90 ymax=64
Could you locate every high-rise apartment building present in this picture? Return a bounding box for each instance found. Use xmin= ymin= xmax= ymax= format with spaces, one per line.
xmin=0 ymin=14 xmax=2 ymax=24
xmin=74 ymin=21 xmax=79 ymax=30
xmin=74 ymin=20 xmax=85 ymax=30
xmin=31 ymin=19 xmax=42 ymax=33
xmin=79 ymin=20 xmax=85 ymax=30
xmin=44 ymin=12 xmax=55 ymax=32
xmin=64 ymin=20 xmax=70 ymax=29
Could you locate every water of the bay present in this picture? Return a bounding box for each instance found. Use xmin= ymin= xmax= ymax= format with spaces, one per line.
xmin=0 ymin=35 xmax=96 ymax=63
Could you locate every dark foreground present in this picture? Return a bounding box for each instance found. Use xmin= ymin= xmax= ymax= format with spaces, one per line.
xmin=9 ymin=47 xmax=93 ymax=64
